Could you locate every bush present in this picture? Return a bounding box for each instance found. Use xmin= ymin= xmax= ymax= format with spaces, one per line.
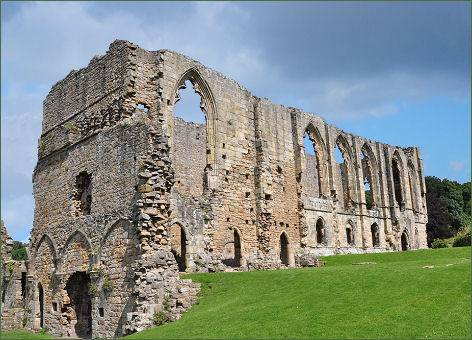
xmin=431 ymin=239 xmax=448 ymax=249
xmin=452 ymin=229 xmax=471 ymax=247
xmin=153 ymin=311 xmax=169 ymax=326
xmin=102 ymin=275 xmax=114 ymax=294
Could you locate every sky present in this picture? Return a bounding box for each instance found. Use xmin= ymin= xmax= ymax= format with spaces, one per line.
xmin=1 ymin=1 xmax=470 ymax=242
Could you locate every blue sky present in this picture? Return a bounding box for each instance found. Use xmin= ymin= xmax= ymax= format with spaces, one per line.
xmin=1 ymin=1 xmax=470 ymax=241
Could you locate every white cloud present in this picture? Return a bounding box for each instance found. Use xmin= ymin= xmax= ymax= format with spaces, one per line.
xmin=449 ymin=161 xmax=466 ymax=171
xmin=1 ymin=2 xmax=469 ymax=239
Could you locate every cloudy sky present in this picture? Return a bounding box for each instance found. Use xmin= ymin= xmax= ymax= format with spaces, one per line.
xmin=2 ymin=1 xmax=470 ymax=241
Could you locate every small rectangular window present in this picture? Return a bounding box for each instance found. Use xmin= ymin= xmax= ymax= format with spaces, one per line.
xmin=99 ymin=307 xmax=104 ymax=317
xmin=52 ymin=302 xmax=58 ymax=312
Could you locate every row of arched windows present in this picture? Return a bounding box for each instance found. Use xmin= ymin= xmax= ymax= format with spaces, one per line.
xmin=302 ymin=125 xmax=420 ymax=212
xmin=313 ymin=217 xmax=413 ymax=250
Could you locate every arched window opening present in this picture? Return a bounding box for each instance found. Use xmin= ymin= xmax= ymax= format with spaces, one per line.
xmin=392 ymin=159 xmax=403 ymax=207
xmin=38 ymin=283 xmax=44 ymax=328
xmin=170 ymin=224 xmax=187 ymax=272
xmin=172 ymin=79 xmax=208 ymax=197
xmin=346 ymin=226 xmax=353 ymax=246
xmin=302 ymin=130 xmax=323 ymax=198
xmin=360 ymin=150 xmax=374 ymax=210
xmin=280 ymin=233 xmax=289 ymax=265
xmin=334 ymin=146 xmax=344 ymax=163
xmin=407 ymin=162 xmax=418 ymax=212
xmin=334 ymin=139 xmax=352 ymax=209
xmin=401 ymin=231 xmax=409 ymax=251
xmin=174 ymin=80 xmax=206 ymax=124
xmin=316 ymin=218 xmax=325 ymax=245
xmin=371 ymin=223 xmax=380 ymax=247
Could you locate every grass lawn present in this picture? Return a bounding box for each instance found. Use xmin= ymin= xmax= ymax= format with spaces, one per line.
xmin=126 ymin=247 xmax=471 ymax=339
xmin=0 ymin=330 xmax=52 ymax=339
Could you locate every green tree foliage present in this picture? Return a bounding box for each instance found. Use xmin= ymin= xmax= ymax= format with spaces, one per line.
xmin=11 ymin=241 xmax=27 ymax=261
xmin=426 ymin=176 xmax=471 ymax=246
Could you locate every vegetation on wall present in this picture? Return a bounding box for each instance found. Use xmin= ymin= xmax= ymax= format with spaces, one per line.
xmin=425 ymin=176 xmax=471 ymax=247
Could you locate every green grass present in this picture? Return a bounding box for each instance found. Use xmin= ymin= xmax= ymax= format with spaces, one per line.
xmin=0 ymin=330 xmax=52 ymax=339
xmin=126 ymin=247 xmax=471 ymax=339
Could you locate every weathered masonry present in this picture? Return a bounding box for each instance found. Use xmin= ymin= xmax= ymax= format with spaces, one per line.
xmin=22 ymin=40 xmax=427 ymax=338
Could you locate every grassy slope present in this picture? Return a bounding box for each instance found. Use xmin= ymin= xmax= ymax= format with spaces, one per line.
xmin=128 ymin=247 xmax=469 ymax=339
xmin=0 ymin=330 xmax=52 ymax=339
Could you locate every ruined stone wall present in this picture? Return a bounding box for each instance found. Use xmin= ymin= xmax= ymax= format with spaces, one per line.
xmin=27 ymin=40 xmax=427 ymax=338
xmin=171 ymin=117 xmax=207 ymax=197
xmin=29 ymin=42 xmax=199 ymax=338
xmin=1 ymin=222 xmax=27 ymax=331
xmin=1 ymin=221 xmax=13 ymax=260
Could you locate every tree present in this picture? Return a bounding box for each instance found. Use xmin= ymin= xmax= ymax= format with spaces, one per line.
xmin=425 ymin=176 xmax=471 ymax=246
xmin=11 ymin=241 xmax=27 ymax=261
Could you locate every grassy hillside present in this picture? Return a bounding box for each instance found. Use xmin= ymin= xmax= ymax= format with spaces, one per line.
xmin=126 ymin=247 xmax=471 ymax=339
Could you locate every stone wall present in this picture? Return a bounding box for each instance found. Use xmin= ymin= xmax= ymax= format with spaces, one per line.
xmin=24 ymin=40 xmax=428 ymax=338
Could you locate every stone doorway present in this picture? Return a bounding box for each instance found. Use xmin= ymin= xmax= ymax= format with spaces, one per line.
xmin=38 ymin=283 xmax=44 ymax=328
xmin=233 ymin=229 xmax=242 ymax=267
xmin=280 ymin=233 xmax=289 ymax=265
xmin=64 ymin=271 xmax=92 ymax=338
xmin=401 ymin=231 xmax=409 ymax=251
xmin=170 ymin=224 xmax=187 ymax=272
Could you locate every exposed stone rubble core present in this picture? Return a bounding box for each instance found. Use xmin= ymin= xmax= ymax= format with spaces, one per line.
xmin=1 ymin=222 xmax=27 ymax=330
xmin=8 ymin=40 xmax=427 ymax=338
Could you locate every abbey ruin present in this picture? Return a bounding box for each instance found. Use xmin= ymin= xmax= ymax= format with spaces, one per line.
xmin=1 ymin=41 xmax=428 ymax=338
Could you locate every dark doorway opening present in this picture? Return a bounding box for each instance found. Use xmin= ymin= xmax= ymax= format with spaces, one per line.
xmin=316 ymin=218 xmax=325 ymax=245
xmin=371 ymin=223 xmax=380 ymax=247
xmin=21 ymin=272 xmax=27 ymax=298
xmin=38 ymin=282 xmax=44 ymax=328
xmin=346 ymin=227 xmax=353 ymax=246
xmin=401 ymin=231 xmax=409 ymax=251
xmin=65 ymin=271 xmax=92 ymax=338
xmin=170 ymin=225 xmax=187 ymax=272
xmin=234 ymin=230 xmax=242 ymax=267
xmin=280 ymin=233 xmax=289 ymax=265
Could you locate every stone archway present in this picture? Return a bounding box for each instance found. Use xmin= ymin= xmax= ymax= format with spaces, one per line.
xmin=371 ymin=223 xmax=380 ymax=247
xmin=316 ymin=218 xmax=325 ymax=245
xmin=64 ymin=272 xmax=92 ymax=339
xmin=401 ymin=231 xmax=410 ymax=251
xmin=233 ymin=229 xmax=242 ymax=267
xmin=280 ymin=233 xmax=289 ymax=265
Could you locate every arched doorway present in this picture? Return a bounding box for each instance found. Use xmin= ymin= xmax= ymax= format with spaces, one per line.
xmin=371 ymin=223 xmax=380 ymax=247
xmin=401 ymin=231 xmax=409 ymax=251
xmin=38 ymin=282 xmax=44 ymax=328
xmin=170 ymin=224 xmax=187 ymax=272
xmin=280 ymin=233 xmax=289 ymax=265
xmin=64 ymin=272 xmax=92 ymax=338
xmin=234 ymin=229 xmax=242 ymax=267
xmin=316 ymin=218 xmax=325 ymax=245
xmin=346 ymin=225 xmax=353 ymax=246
